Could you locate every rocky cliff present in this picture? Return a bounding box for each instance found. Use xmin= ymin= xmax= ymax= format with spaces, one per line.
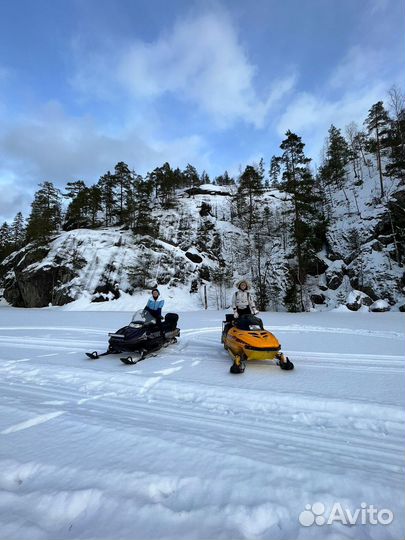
xmin=1 ymin=173 xmax=404 ymax=311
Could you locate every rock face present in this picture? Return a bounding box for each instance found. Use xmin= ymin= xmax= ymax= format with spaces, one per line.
xmin=1 ymin=241 xmax=85 ymax=307
xmin=325 ymin=260 xmax=346 ymax=290
xmin=0 ymin=225 xmax=221 ymax=308
xmin=185 ymin=251 xmax=203 ymax=264
xmin=0 ymin=161 xmax=404 ymax=310
xmin=310 ymin=293 xmax=326 ymax=305
xmin=6 ymin=265 xmax=77 ymax=307
xmin=185 ymin=184 xmax=231 ymax=197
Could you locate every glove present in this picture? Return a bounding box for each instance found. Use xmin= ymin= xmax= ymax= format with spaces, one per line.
xmin=253 ymin=309 xmax=259 ymax=315
xmin=233 ymin=311 xmax=239 ymax=319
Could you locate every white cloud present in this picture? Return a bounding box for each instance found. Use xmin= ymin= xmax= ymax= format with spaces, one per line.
xmin=275 ymin=36 xmax=402 ymax=164
xmin=0 ymin=180 xmax=33 ymax=223
xmin=276 ymin=81 xmax=388 ymax=164
xmin=328 ymin=46 xmax=387 ymax=90
xmin=0 ymin=101 xmax=211 ymax=201
xmin=72 ymin=11 xmax=296 ymax=129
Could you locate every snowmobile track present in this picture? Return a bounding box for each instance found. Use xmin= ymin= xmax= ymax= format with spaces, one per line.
xmin=0 ymin=311 xmax=404 ymax=539
xmin=1 ymin=379 xmax=404 ymax=488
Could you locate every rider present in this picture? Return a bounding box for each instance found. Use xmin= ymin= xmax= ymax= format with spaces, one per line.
xmin=144 ymin=288 xmax=165 ymax=335
xmin=232 ymin=280 xmax=259 ymax=318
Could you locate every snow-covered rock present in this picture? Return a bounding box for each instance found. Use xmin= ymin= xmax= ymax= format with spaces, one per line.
xmin=345 ymin=290 xmax=373 ymax=311
xmin=0 ymin=228 xmax=220 ymax=308
xmin=325 ymin=260 xmax=346 ymax=290
xmin=1 ymin=154 xmax=404 ymax=311
xmin=370 ymin=299 xmax=391 ymax=312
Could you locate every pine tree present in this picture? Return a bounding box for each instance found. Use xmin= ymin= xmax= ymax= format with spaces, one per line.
xmin=237 ymin=164 xmax=264 ymax=232
xmin=133 ymin=177 xmax=155 ymax=235
xmin=277 ymin=130 xmax=324 ymax=310
xmin=365 ymin=101 xmax=391 ymax=197
xmin=0 ymin=222 xmax=13 ymax=261
xmin=215 ymin=170 xmax=234 ymax=186
xmin=64 ymin=182 xmax=90 ymax=230
xmin=26 ymin=182 xmax=62 ymax=242
xmin=200 ymin=170 xmax=211 ymax=184
xmin=11 ymin=212 xmax=25 ymax=248
xmin=63 ymin=180 xmax=86 ymax=200
xmin=87 ymin=185 xmax=103 ymax=227
xmin=97 ymin=171 xmax=116 ymax=226
xmin=319 ymin=125 xmax=350 ymax=189
xmin=120 ymin=169 xmax=141 ymax=228
xmin=149 ymin=162 xmax=177 ymax=208
xmin=183 ymin=164 xmax=200 ymax=188
xmin=114 ymin=162 xmax=133 ymax=224
xmin=258 ymin=157 xmax=266 ymax=187
xmin=269 ymin=156 xmax=282 ymax=186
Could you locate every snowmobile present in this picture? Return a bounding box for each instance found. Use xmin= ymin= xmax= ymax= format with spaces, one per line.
xmin=222 ymin=314 xmax=294 ymax=374
xmin=86 ymin=309 xmax=180 ymax=365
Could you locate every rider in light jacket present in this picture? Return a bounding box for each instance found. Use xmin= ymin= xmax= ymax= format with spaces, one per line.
xmin=232 ymin=280 xmax=258 ymax=318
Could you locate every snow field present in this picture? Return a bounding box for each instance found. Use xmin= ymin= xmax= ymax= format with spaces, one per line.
xmin=0 ymin=309 xmax=404 ymax=539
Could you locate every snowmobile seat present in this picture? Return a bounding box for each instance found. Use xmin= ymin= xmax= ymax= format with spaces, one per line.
xmin=162 ymin=313 xmax=179 ymax=332
xmin=235 ymin=314 xmax=264 ymax=331
xmin=222 ymin=314 xmax=235 ymax=337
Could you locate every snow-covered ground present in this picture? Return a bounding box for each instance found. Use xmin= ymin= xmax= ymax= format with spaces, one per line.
xmin=0 ymin=307 xmax=404 ymax=540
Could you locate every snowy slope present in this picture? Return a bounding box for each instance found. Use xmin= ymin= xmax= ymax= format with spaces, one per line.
xmin=0 ymin=308 xmax=404 ymax=539
xmin=321 ymin=160 xmax=405 ymax=309
xmin=1 ymin=167 xmax=404 ymax=311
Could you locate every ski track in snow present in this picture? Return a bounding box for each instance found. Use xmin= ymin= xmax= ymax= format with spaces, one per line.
xmin=1 ymin=411 xmax=66 ymax=435
xmin=0 ymin=312 xmax=404 ymax=539
xmin=1 ymin=378 xmax=404 ymax=503
xmin=154 ymin=367 xmax=183 ymax=376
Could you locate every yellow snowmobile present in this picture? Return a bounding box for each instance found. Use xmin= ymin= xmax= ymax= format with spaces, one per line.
xmin=222 ymin=314 xmax=294 ymax=374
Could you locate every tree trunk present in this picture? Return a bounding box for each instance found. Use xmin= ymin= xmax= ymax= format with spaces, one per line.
xmin=376 ymin=127 xmax=385 ymax=198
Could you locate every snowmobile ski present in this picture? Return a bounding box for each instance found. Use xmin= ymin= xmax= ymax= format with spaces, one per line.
xmin=277 ymin=355 xmax=294 ymax=370
xmin=120 ymin=339 xmax=178 ymax=365
xmin=120 ymin=356 xmax=141 ymax=365
xmin=85 ymin=350 xmax=114 ymax=360
xmin=120 ymin=350 xmax=153 ymax=365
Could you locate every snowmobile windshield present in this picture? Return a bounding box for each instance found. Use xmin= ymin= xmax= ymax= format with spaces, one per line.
xmin=130 ymin=309 xmax=156 ymax=327
xmin=234 ymin=314 xmax=264 ymax=331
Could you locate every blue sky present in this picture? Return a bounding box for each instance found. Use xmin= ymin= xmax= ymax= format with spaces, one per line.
xmin=0 ymin=0 xmax=403 ymax=222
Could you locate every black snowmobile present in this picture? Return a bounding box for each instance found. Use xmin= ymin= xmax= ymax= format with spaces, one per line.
xmin=86 ymin=309 xmax=180 ymax=365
